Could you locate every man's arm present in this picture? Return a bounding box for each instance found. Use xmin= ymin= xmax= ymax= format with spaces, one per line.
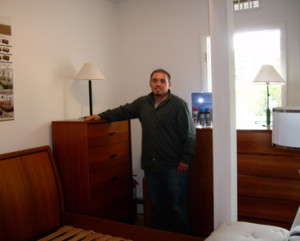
xmin=177 ymin=100 xmax=197 ymax=168
xmin=85 ymin=97 xmax=142 ymax=122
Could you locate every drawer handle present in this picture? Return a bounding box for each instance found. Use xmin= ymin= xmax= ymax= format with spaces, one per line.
xmin=111 ymin=176 xmax=118 ymax=182
xmin=109 ymin=132 xmax=116 ymax=136
xmin=110 ymin=154 xmax=117 ymax=159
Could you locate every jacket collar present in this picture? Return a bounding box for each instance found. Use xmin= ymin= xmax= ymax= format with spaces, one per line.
xmin=149 ymin=89 xmax=172 ymax=106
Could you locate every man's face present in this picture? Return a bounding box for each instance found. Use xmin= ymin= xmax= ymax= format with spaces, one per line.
xmin=150 ymin=72 xmax=171 ymax=97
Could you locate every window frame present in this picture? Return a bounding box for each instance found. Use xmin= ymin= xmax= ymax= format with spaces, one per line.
xmin=201 ymin=23 xmax=287 ymax=127
xmin=234 ymin=23 xmax=287 ymax=107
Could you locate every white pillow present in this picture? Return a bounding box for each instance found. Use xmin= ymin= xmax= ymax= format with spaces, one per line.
xmin=288 ymin=237 xmax=300 ymax=241
xmin=205 ymin=221 xmax=289 ymax=241
xmin=290 ymin=226 xmax=300 ymax=236
xmin=288 ymin=225 xmax=300 ymax=241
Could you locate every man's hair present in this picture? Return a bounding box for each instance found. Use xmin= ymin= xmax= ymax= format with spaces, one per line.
xmin=150 ymin=69 xmax=171 ymax=82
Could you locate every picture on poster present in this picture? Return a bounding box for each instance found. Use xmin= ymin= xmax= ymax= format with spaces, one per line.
xmin=0 ymin=16 xmax=13 ymax=121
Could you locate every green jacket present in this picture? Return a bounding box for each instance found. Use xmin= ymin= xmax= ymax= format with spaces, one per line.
xmin=99 ymin=91 xmax=197 ymax=171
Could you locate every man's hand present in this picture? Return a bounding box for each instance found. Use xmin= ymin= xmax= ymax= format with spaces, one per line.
xmin=85 ymin=115 xmax=101 ymax=121
xmin=177 ymin=161 xmax=189 ymax=174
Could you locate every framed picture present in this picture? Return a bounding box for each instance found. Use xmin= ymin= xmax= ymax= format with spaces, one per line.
xmin=0 ymin=16 xmax=13 ymax=121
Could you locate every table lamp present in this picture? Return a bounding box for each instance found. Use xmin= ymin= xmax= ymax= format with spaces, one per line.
xmin=252 ymin=65 xmax=285 ymax=126
xmin=272 ymin=107 xmax=300 ymax=150
xmin=75 ymin=63 xmax=105 ymax=116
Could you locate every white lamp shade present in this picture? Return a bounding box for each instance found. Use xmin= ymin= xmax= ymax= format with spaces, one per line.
xmin=272 ymin=107 xmax=300 ymax=150
xmin=253 ymin=65 xmax=285 ymax=84
xmin=74 ymin=63 xmax=105 ymax=80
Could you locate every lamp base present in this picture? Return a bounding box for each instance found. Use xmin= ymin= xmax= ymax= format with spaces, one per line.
xmin=266 ymin=107 xmax=271 ymax=126
xmin=88 ymin=80 xmax=93 ymax=116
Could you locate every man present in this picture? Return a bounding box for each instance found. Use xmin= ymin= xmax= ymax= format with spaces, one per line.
xmin=85 ymin=69 xmax=196 ymax=234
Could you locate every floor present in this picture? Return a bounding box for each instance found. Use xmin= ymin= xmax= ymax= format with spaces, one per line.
xmin=133 ymin=205 xmax=207 ymax=239
xmin=134 ymin=202 xmax=145 ymax=227
xmin=134 ymin=214 xmax=145 ymax=227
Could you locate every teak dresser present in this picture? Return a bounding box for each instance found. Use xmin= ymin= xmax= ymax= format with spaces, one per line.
xmin=51 ymin=119 xmax=134 ymax=223
xmin=237 ymin=128 xmax=300 ymax=229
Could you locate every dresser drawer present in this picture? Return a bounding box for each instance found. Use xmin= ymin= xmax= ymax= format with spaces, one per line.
xmin=238 ymin=196 xmax=299 ymax=225
xmin=237 ymin=130 xmax=272 ymax=154
xmin=90 ymin=161 xmax=131 ymax=194
xmin=89 ymin=142 xmax=130 ymax=169
xmin=88 ymin=121 xmax=129 ymax=148
xmin=91 ymin=184 xmax=132 ymax=221
xmin=238 ymin=175 xmax=300 ymax=201
xmin=237 ymin=130 xmax=300 ymax=156
xmin=92 ymin=188 xmax=132 ymax=222
xmin=238 ymin=154 xmax=300 ymax=179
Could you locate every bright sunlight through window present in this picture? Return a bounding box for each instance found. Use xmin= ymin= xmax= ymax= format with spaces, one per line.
xmin=234 ymin=29 xmax=282 ymax=127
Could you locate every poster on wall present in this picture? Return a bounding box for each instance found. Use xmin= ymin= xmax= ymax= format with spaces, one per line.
xmin=0 ymin=16 xmax=13 ymax=121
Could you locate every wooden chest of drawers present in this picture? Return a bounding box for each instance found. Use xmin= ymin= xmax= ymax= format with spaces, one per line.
xmin=237 ymin=129 xmax=300 ymax=229
xmin=187 ymin=127 xmax=213 ymax=236
xmin=51 ymin=120 xmax=134 ymax=223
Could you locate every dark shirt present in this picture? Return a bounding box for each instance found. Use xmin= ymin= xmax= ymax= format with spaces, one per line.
xmin=99 ymin=91 xmax=197 ymax=171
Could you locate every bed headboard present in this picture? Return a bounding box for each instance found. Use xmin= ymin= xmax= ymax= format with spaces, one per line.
xmin=0 ymin=146 xmax=64 ymax=241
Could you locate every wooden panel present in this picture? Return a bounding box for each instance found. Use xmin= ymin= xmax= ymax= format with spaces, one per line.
xmin=89 ymin=141 xmax=130 ymax=168
xmin=88 ymin=121 xmax=129 ymax=147
xmin=237 ymin=129 xmax=300 ymax=229
xmin=65 ymin=212 xmax=205 ymax=241
xmin=237 ymin=129 xmax=300 ymax=156
xmin=0 ymin=146 xmax=63 ymax=241
xmin=237 ymin=130 xmax=273 ymax=153
xmin=90 ymin=162 xmax=131 ymax=194
xmin=187 ymin=128 xmax=213 ymax=236
xmin=238 ymin=154 xmax=300 ymax=179
xmin=52 ymin=122 xmax=91 ymax=214
xmin=91 ymin=185 xmax=132 ymax=222
xmin=238 ymin=175 xmax=300 ymax=201
xmin=238 ymin=196 xmax=299 ymax=229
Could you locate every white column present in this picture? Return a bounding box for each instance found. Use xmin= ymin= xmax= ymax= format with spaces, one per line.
xmin=209 ymin=0 xmax=237 ymax=228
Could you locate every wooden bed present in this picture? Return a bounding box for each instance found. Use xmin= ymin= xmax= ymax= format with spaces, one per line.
xmin=0 ymin=146 xmax=205 ymax=241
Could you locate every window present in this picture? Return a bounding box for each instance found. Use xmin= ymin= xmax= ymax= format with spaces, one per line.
xmin=233 ymin=0 xmax=260 ymax=11
xmin=200 ymin=35 xmax=212 ymax=93
xmin=234 ymin=29 xmax=285 ymax=127
xmin=206 ymin=36 xmax=212 ymax=92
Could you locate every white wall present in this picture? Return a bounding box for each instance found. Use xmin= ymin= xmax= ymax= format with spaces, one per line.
xmin=116 ymin=0 xmax=209 ymax=198
xmin=0 ymin=0 xmax=119 ymax=153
